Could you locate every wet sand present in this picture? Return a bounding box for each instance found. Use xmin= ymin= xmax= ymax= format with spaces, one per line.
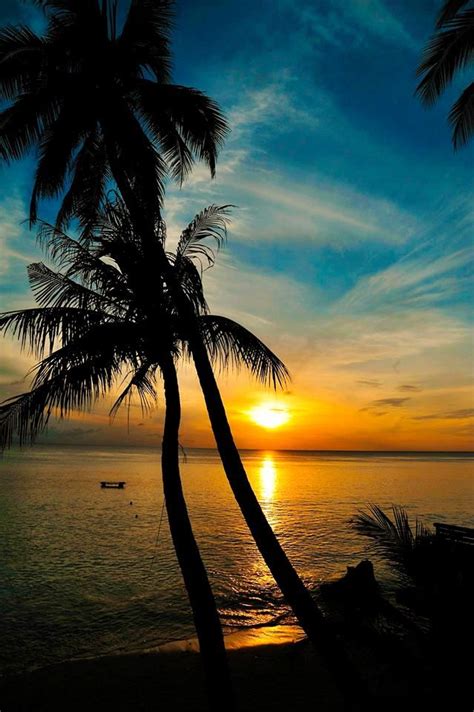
xmin=0 ymin=626 xmax=344 ymax=711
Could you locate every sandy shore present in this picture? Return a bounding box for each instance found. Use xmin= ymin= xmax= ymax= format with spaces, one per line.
xmin=0 ymin=626 xmax=345 ymax=711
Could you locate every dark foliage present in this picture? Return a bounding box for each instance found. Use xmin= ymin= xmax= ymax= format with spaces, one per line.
xmin=416 ymin=2 xmax=474 ymax=148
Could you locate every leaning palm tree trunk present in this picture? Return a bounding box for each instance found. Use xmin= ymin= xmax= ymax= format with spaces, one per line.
xmin=190 ymin=342 xmax=321 ymax=632
xmin=189 ymin=338 xmax=367 ymax=705
xmin=160 ymin=354 xmax=233 ymax=711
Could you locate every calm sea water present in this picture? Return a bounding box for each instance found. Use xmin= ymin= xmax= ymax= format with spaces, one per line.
xmin=0 ymin=446 xmax=472 ymax=676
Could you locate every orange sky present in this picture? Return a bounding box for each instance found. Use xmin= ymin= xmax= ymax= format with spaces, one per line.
xmin=1 ymin=247 xmax=473 ymax=452
xmin=4 ymin=357 xmax=468 ymax=452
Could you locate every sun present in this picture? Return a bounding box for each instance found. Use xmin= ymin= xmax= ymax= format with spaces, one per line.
xmin=249 ymin=404 xmax=290 ymax=429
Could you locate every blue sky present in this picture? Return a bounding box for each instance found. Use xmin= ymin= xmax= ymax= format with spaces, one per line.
xmin=0 ymin=0 xmax=473 ymax=449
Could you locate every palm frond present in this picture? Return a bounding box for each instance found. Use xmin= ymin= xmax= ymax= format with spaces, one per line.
xmin=37 ymin=219 xmax=99 ymax=268
xmin=102 ymin=99 xmax=167 ymax=216
xmin=36 ymin=221 xmax=130 ymax=302
xmin=1 ymin=386 xmax=53 ymax=450
xmin=0 ymin=320 xmax=134 ymax=450
xmin=119 ymin=0 xmax=173 ymax=82
xmin=29 ymin=100 xmax=90 ymax=223
xmin=449 ymin=81 xmax=474 ymax=147
xmin=0 ymin=91 xmax=60 ymax=163
xmin=176 ymin=205 xmax=232 ymax=271
xmin=56 ymin=128 xmax=109 ymax=236
xmin=0 ymin=24 xmax=44 ymax=101
xmin=96 ymin=197 xmax=141 ymax=254
xmin=0 ymin=306 xmax=106 ymax=358
xmin=136 ymin=83 xmax=229 ymax=178
xmin=138 ymin=102 xmax=195 ymax=185
xmin=109 ymin=362 xmax=157 ymax=420
xmin=30 ymin=323 xmax=143 ymax=399
xmin=27 ymin=262 xmax=123 ymax=315
xmin=437 ymin=0 xmax=471 ymax=28
xmin=198 ymin=315 xmax=290 ymax=389
xmin=169 ymin=255 xmax=208 ymax=316
xmin=416 ymin=10 xmax=474 ymax=105
xmin=351 ymin=504 xmax=437 ymax=575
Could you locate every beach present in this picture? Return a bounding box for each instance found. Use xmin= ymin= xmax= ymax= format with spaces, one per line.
xmin=0 ymin=627 xmax=345 ymax=712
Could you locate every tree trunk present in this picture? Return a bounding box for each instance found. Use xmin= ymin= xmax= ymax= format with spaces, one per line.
xmin=160 ymin=354 xmax=234 ymax=711
xmin=189 ymin=341 xmax=367 ymax=706
xmin=189 ymin=340 xmax=323 ymax=631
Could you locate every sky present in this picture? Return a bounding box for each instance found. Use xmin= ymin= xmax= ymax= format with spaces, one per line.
xmin=0 ymin=0 xmax=473 ymax=451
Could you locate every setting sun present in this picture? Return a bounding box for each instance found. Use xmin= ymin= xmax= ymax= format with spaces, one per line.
xmin=249 ymin=404 xmax=291 ymax=429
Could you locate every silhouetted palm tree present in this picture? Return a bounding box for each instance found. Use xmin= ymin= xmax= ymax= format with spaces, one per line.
xmin=416 ymin=0 xmax=474 ymax=148
xmin=0 ymin=0 xmax=228 ymax=233
xmin=0 ymin=0 xmax=333 ymax=651
xmin=0 ymin=201 xmax=290 ymax=709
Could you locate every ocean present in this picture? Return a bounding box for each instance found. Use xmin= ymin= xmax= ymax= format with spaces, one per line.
xmin=1 ymin=446 xmax=472 ymax=677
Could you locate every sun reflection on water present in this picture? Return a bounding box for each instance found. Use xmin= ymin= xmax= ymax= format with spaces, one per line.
xmin=260 ymin=455 xmax=277 ymax=501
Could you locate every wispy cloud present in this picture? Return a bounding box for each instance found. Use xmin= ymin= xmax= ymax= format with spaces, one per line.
xmin=341 ymin=248 xmax=473 ymax=309
xmin=371 ymin=397 xmax=411 ymax=408
xmin=359 ymin=396 xmax=411 ymax=417
xmin=166 ymin=76 xmax=423 ymax=248
xmin=414 ymin=409 xmax=474 ymax=421
xmin=398 ymin=384 xmax=422 ymax=393
xmin=279 ymin=0 xmax=418 ymax=53
xmin=231 ymin=174 xmax=418 ymax=245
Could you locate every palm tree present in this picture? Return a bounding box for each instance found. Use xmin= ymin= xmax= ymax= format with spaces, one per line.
xmin=416 ymin=0 xmax=474 ymax=148
xmin=0 ymin=4 xmax=360 ymax=684
xmin=0 ymin=0 xmax=228 ymax=236
xmin=0 ymin=201 xmax=290 ymax=709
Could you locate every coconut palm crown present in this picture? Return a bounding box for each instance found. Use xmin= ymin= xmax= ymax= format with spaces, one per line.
xmin=0 ymin=202 xmax=289 ymax=449
xmin=416 ymin=0 xmax=474 ymax=148
xmin=0 ymin=0 xmax=228 ymax=233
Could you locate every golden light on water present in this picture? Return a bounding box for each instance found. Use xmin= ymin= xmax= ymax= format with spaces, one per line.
xmin=249 ymin=403 xmax=290 ymax=429
xmin=259 ymin=456 xmax=276 ymax=500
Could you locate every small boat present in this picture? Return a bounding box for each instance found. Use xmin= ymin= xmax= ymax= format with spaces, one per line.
xmin=100 ymin=481 xmax=126 ymax=489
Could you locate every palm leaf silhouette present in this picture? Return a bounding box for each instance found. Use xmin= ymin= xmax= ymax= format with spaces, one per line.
xmin=416 ymin=4 xmax=474 ymax=148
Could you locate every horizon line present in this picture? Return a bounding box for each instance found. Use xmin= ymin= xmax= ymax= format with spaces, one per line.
xmin=10 ymin=443 xmax=474 ymax=455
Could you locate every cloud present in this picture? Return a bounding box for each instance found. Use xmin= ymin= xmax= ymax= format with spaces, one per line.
xmin=231 ymin=174 xmax=418 ymax=246
xmin=359 ymin=396 xmax=411 ymax=416
xmin=165 ymin=75 xmax=423 ymax=249
xmin=398 ymin=384 xmax=422 ymax=392
xmin=308 ymin=309 xmax=470 ymax=368
xmin=277 ymin=0 xmax=417 ymax=53
xmin=348 ymin=0 xmax=416 ymax=48
xmin=359 ymin=397 xmax=411 ymax=414
xmin=340 ymin=245 xmax=473 ymax=312
xmin=357 ymin=379 xmax=382 ymax=387
xmin=228 ymin=81 xmax=317 ymax=138
xmin=414 ymin=409 xmax=474 ymax=421
xmin=371 ymin=397 xmax=411 ymax=408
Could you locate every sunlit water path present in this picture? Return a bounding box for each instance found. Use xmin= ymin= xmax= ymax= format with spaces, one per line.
xmin=1 ymin=446 xmax=472 ymax=676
